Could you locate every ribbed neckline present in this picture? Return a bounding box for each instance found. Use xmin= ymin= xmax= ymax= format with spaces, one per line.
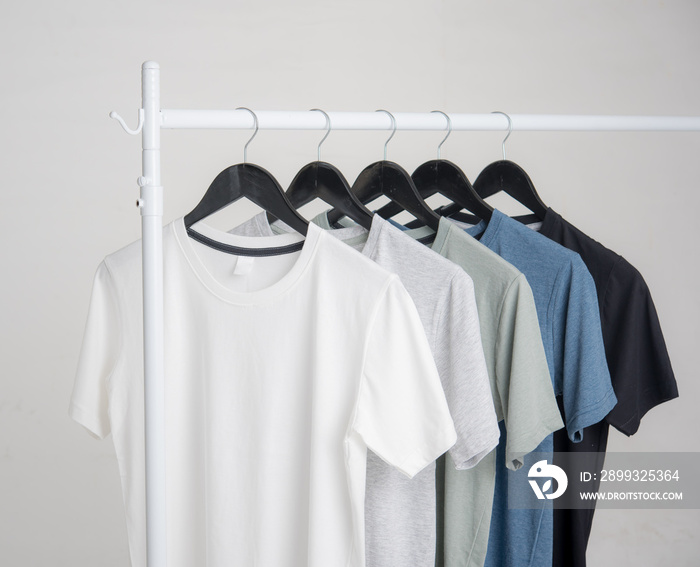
xmin=460 ymin=208 xmax=505 ymax=248
xmin=173 ymin=217 xmax=322 ymax=305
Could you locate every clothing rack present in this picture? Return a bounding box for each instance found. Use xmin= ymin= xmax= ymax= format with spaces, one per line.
xmin=111 ymin=60 xmax=700 ymax=567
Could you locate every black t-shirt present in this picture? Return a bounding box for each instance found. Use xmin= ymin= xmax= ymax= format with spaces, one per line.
xmin=518 ymin=208 xmax=679 ymax=567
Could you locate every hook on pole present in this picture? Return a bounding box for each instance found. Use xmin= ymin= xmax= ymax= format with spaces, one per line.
xmin=310 ymin=109 xmax=331 ymax=161
xmin=235 ymin=107 xmax=259 ymax=164
xmin=491 ymin=111 xmax=512 ymax=160
xmin=109 ymin=109 xmax=145 ymax=135
xmin=431 ymin=110 xmax=452 ymax=159
xmin=375 ymin=109 xmax=397 ymax=161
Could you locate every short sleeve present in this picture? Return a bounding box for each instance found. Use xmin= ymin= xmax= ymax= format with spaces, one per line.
xmin=352 ymin=276 xmax=457 ymax=479
xmin=553 ymin=256 xmax=618 ymax=443
xmin=434 ymin=270 xmax=499 ymax=470
xmin=601 ymin=259 xmax=678 ymax=435
xmin=496 ymin=274 xmax=564 ymax=470
xmin=69 ymin=261 xmax=122 ymax=440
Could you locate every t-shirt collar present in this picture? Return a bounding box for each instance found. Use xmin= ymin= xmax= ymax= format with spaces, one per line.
xmin=537 ymin=207 xmax=560 ymax=237
xmin=427 ymin=216 xmax=454 ymax=252
xmin=173 ymin=217 xmax=322 ymax=305
xmin=251 ymin=212 xmax=277 ymax=236
xmin=254 ymin=209 xmax=377 ymax=254
xmin=308 ymin=210 xmax=443 ymax=260
xmin=462 ymin=208 xmax=506 ymax=248
xmin=303 ymin=210 xmax=373 ymax=251
xmin=511 ymin=206 xmax=558 ymax=236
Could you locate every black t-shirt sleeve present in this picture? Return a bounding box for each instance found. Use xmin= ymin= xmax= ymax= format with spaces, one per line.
xmin=600 ymin=257 xmax=679 ymax=435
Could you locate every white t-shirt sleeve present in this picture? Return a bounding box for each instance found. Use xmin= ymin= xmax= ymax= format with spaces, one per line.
xmin=352 ymin=276 xmax=457 ymax=479
xmin=435 ymin=270 xmax=500 ymax=470
xmin=69 ymin=260 xmax=123 ymax=440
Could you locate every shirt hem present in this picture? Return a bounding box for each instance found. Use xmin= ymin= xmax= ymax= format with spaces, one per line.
xmin=452 ymin=429 xmax=501 ymax=471
xmin=397 ymin=429 xmax=458 ymax=479
xmin=566 ymin=387 xmax=618 ymax=443
xmin=506 ymin=414 xmax=564 ymax=471
xmin=69 ymin=401 xmax=108 ymax=440
xmin=607 ymin=388 xmax=680 ymax=436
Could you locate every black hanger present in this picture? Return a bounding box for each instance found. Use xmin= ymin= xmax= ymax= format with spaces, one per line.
xmin=375 ymin=111 xmax=493 ymax=224
xmin=413 ymin=159 xmax=494 ymax=220
xmin=184 ymin=107 xmax=309 ymax=255
xmin=268 ymin=109 xmax=373 ymax=231
xmin=348 ymin=161 xmax=442 ymax=231
xmin=442 ymin=112 xmax=547 ymax=222
xmin=327 ymin=110 xmax=441 ymax=231
xmin=473 ymin=160 xmax=547 ymax=219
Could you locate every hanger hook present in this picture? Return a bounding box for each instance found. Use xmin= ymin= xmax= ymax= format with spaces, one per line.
xmin=310 ymin=109 xmax=331 ymax=161
xmin=109 ymin=109 xmax=144 ymax=135
xmin=236 ymin=107 xmax=259 ymax=163
xmin=375 ymin=109 xmax=397 ymax=161
xmin=491 ymin=111 xmax=512 ymax=160
xmin=431 ymin=110 xmax=452 ymax=159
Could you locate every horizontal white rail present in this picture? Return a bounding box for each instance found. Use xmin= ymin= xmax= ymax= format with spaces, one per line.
xmin=159 ymin=110 xmax=700 ymax=131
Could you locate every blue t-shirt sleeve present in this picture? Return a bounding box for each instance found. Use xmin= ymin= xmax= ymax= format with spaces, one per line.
xmin=552 ymin=255 xmax=617 ymax=443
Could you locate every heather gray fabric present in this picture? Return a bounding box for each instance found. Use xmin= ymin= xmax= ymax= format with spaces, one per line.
xmin=231 ymin=212 xmax=500 ymax=567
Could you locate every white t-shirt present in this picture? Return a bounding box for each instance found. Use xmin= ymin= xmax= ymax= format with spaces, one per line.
xmin=69 ymin=218 xmax=457 ymax=567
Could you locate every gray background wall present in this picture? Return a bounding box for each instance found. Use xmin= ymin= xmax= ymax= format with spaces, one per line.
xmin=1 ymin=1 xmax=698 ymax=565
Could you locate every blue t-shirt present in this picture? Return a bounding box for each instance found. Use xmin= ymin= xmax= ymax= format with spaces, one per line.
xmin=457 ymin=209 xmax=617 ymax=567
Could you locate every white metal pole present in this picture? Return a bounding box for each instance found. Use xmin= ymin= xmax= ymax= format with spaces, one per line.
xmin=159 ymin=110 xmax=700 ymax=132
xmin=139 ymin=60 xmax=166 ymax=567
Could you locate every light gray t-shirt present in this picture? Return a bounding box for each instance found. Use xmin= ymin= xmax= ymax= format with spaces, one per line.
xmin=231 ymin=212 xmax=500 ymax=567
xmin=399 ymin=218 xmax=564 ymax=567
